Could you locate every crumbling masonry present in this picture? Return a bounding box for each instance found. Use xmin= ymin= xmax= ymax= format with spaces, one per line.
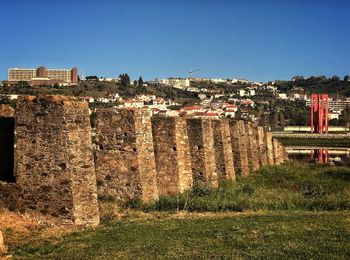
xmin=0 ymin=96 xmax=288 ymax=225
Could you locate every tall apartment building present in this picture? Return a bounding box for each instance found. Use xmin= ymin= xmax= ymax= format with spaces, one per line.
xmin=7 ymin=66 xmax=78 ymax=86
xmin=306 ymin=97 xmax=350 ymax=111
xmin=158 ymin=78 xmax=190 ymax=88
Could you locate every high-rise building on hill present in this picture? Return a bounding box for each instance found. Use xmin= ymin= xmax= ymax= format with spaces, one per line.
xmin=6 ymin=66 xmax=78 ymax=86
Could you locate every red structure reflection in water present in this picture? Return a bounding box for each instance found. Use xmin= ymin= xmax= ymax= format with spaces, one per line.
xmin=310 ymin=149 xmax=329 ymax=163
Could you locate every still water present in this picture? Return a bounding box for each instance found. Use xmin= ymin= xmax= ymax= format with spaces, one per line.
xmin=287 ymin=147 xmax=350 ymax=166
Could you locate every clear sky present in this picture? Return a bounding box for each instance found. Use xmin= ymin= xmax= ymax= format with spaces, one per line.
xmin=1 ymin=0 xmax=349 ymax=82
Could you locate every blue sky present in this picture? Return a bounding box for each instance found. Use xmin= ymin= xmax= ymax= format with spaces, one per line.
xmin=0 ymin=0 xmax=349 ymax=81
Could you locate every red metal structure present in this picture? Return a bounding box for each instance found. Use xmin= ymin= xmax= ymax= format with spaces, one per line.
xmin=310 ymin=94 xmax=329 ymax=134
xmin=311 ymin=149 xmax=329 ymax=164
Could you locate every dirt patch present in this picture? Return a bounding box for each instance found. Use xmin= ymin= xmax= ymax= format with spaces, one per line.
xmin=0 ymin=209 xmax=80 ymax=254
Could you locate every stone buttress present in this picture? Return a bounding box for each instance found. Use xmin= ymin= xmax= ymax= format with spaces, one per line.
xmin=229 ymin=120 xmax=249 ymax=176
xmin=152 ymin=116 xmax=192 ymax=196
xmin=94 ymin=108 xmax=158 ymax=202
xmin=265 ymin=131 xmax=275 ymax=165
xmin=245 ymin=122 xmax=260 ymax=172
xmin=256 ymin=126 xmax=268 ymax=167
xmin=15 ymin=96 xmax=99 ymax=226
xmin=212 ymin=119 xmax=236 ymax=182
xmin=187 ymin=118 xmax=218 ymax=187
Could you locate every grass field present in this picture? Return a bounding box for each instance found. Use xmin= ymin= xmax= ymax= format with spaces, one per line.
xmin=7 ymin=163 xmax=350 ymax=259
xmin=12 ymin=211 xmax=350 ymax=259
xmin=125 ymin=163 xmax=350 ymax=212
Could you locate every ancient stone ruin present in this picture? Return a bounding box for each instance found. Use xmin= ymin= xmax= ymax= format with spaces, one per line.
xmin=0 ymin=230 xmax=6 ymax=254
xmin=0 ymin=96 xmax=288 ymax=225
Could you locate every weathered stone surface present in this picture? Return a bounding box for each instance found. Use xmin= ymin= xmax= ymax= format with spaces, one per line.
xmin=212 ymin=119 xmax=235 ymax=181
xmin=265 ymin=131 xmax=275 ymax=165
xmin=0 ymin=97 xmax=289 ymax=225
xmin=229 ymin=120 xmax=249 ymax=176
xmin=273 ymin=138 xmax=288 ymax=165
xmin=245 ymin=122 xmax=260 ymax=172
xmin=64 ymin=101 xmax=100 ymax=226
xmin=256 ymin=126 xmax=268 ymax=166
xmin=0 ymin=182 xmax=21 ymax=211
xmin=0 ymin=104 xmax=15 ymax=118
xmin=187 ymin=118 xmax=218 ymax=187
xmin=152 ymin=116 xmax=192 ymax=196
xmin=94 ymin=108 xmax=158 ymax=202
xmin=15 ymin=96 xmax=99 ymax=226
xmin=0 ymin=230 xmax=6 ymax=254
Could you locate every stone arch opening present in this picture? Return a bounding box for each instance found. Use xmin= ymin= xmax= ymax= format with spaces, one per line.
xmin=0 ymin=117 xmax=15 ymax=183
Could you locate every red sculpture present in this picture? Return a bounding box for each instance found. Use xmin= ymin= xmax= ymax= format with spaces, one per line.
xmin=310 ymin=94 xmax=329 ymax=134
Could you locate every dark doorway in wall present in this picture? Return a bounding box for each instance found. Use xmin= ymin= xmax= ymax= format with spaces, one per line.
xmin=0 ymin=117 xmax=15 ymax=182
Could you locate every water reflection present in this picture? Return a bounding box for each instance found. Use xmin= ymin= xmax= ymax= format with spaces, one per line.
xmin=311 ymin=149 xmax=328 ymax=163
xmin=287 ymin=147 xmax=350 ymax=166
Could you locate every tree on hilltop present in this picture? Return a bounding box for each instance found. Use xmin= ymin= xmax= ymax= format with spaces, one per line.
xmin=119 ymin=74 xmax=131 ymax=87
xmin=138 ymin=76 xmax=144 ymax=88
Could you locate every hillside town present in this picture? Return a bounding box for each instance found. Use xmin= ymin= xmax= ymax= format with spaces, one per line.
xmin=2 ymin=69 xmax=350 ymax=128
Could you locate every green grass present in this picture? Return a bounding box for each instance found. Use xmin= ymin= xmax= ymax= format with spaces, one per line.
xmin=10 ymin=163 xmax=350 ymax=259
xmin=13 ymin=211 xmax=350 ymax=259
xmin=277 ymin=137 xmax=350 ymax=147
xmin=126 ymin=163 xmax=350 ymax=212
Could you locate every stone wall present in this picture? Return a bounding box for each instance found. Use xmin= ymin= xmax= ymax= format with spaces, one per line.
xmin=245 ymin=122 xmax=260 ymax=172
xmin=265 ymin=131 xmax=275 ymax=165
xmin=187 ymin=119 xmax=218 ymax=187
xmin=152 ymin=116 xmax=192 ymax=196
xmin=273 ymin=138 xmax=288 ymax=165
xmin=15 ymin=96 xmax=99 ymax=226
xmin=0 ymin=104 xmax=15 ymax=118
xmin=212 ymin=119 xmax=235 ymax=181
xmin=0 ymin=97 xmax=288 ymax=225
xmin=229 ymin=120 xmax=249 ymax=176
xmin=0 ymin=230 xmax=6 ymax=254
xmin=94 ymin=108 xmax=158 ymax=202
xmin=0 ymin=182 xmax=21 ymax=211
xmin=256 ymin=126 xmax=268 ymax=167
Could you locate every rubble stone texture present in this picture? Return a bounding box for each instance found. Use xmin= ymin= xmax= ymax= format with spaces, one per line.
xmin=0 ymin=96 xmax=289 ymax=225
xmin=0 ymin=182 xmax=21 ymax=211
xmin=229 ymin=120 xmax=249 ymax=176
xmin=273 ymin=139 xmax=287 ymax=165
xmin=256 ymin=126 xmax=268 ymax=166
xmin=0 ymin=104 xmax=15 ymax=118
xmin=212 ymin=119 xmax=235 ymax=181
xmin=152 ymin=116 xmax=192 ymax=195
xmin=245 ymin=122 xmax=260 ymax=172
xmin=0 ymin=230 xmax=6 ymax=254
xmin=265 ymin=131 xmax=275 ymax=165
xmin=94 ymin=108 xmax=159 ymax=202
xmin=15 ymin=96 xmax=99 ymax=226
xmin=187 ymin=118 xmax=218 ymax=187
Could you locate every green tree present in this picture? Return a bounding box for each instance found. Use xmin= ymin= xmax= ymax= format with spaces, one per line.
xmin=330 ymin=75 xmax=340 ymax=82
xmin=344 ymin=75 xmax=350 ymax=82
xmin=138 ymin=76 xmax=144 ymax=88
xmin=119 ymin=73 xmax=131 ymax=87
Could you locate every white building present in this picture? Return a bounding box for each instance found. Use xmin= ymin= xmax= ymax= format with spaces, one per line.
xmin=231 ymin=78 xmax=250 ymax=84
xmin=277 ymin=93 xmax=287 ymax=100
xmin=159 ymin=78 xmax=190 ymax=88
xmin=210 ymin=78 xmax=226 ymax=84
